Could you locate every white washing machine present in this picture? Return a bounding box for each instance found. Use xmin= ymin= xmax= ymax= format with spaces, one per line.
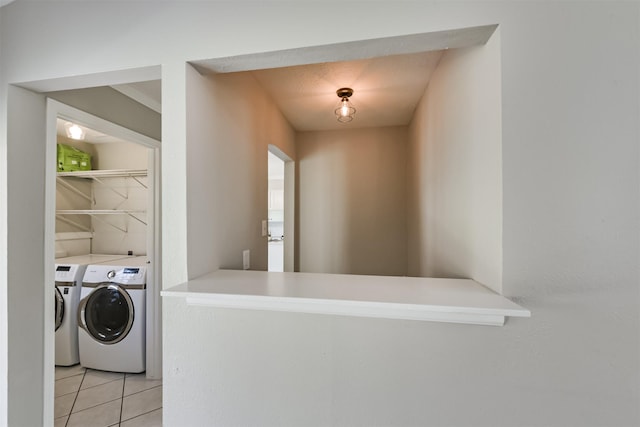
xmin=54 ymin=254 xmax=134 ymax=366
xmin=78 ymin=256 xmax=148 ymax=373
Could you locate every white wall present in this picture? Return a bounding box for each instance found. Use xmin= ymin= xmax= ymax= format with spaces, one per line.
xmin=5 ymin=85 xmax=49 ymax=427
xmin=160 ymin=63 xmax=189 ymax=290
xmin=297 ymin=127 xmax=407 ymax=276
xmin=1 ymin=2 xmax=639 ymax=426
xmin=186 ymin=66 xmax=296 ymax=278
xmin=407 ymin=31 xmax=502 ymax=292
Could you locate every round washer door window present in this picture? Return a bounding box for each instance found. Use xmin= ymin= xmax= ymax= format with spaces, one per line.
xmin=80 ymin=284 xmax=134 ymax=344
xmin=55 ymin=288 xmax=64 ymax=331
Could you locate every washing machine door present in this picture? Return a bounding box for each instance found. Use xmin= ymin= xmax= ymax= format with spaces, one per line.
xmin=78 ymin=283 xmax=134 ymax=345
xmin=54 ymin=287 xmax=64 ymax=331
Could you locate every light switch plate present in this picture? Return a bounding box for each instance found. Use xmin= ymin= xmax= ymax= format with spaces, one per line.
xmin=262 ymin=220 xmax=267 ymax=237
xmin=243 ymin=250 xmax=250 ymax=270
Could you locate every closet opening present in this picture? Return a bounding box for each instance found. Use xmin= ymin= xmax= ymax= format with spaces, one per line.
xmin=48 ymin=98 xmax=162 ymax=384
xmin=5 ymin=66 xmax=162 ymax=426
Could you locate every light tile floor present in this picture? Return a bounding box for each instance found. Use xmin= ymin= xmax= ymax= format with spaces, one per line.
xmin=55 ymin=365 xmax=162 ymax=427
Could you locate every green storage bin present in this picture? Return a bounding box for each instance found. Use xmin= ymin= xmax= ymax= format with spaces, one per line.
xmin=57 ymin=144 xmax=91 ymax=172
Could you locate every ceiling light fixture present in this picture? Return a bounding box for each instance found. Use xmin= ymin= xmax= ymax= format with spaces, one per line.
xmin=64 ymin=122 xmax=86 ymax=140
xmin=335 ymin=87 xmax=356 ymax=123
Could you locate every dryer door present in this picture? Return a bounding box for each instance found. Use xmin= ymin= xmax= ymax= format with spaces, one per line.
xmin=54 ymin=287 xmax=64 ymax=331
xmin=78 ymin=283 xmax=134 ymax=345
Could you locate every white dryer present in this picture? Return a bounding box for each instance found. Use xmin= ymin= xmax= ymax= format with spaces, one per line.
xmin=78 ymin=256 xmax=148 ymax=373
xmin=54 ymin=254 xmax=134 ymax=366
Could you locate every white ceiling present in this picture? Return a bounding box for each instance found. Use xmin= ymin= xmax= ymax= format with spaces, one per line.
xmin=56 ymin=118 xmax=131 ymax=145
xmin=193 ymin=24 xmax=497 ymax=132
xmin=251 ymin=50 xmax=444 ymax=132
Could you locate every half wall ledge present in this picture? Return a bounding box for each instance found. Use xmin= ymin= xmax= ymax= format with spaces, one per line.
xmin=161 ymin=270 xmax=530 ymax=326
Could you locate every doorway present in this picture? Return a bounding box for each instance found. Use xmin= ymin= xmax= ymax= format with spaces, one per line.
xmin=48 ymin=99 xmax=162 ymax=382
xmin=268 ymin=150 xmax=285 ymax=271
xmin=267 ymin=145 xmax=294 ymax=272
xmin=4 ymin=66 xmax=163 ymax=425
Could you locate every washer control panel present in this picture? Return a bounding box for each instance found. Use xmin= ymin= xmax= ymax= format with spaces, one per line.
xmin=54 ymin=264 xmax=83 ymax=282
xmin=83 ymin=265 xmax=146 ymax=285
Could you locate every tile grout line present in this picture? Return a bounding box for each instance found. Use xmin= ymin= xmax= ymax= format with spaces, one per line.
xmin=122 ymin=383 xmax=163 ymax=399
xmin=54 ymin=373 xmax=85 ymax=399
xmin=67 ymin=396 xmax=124 ymax=417
xmin=120 ymin=407 xmax=163 ymax=425
xmin=64 ymin=374 xmax=127 ymax=417
xmin=61 ymin=373 xmax=159 ymax=401
xmin=56 ymin=372 xmax=85 ymax=381
xmin=119 ymin=374 xmax=126 ymax=425
xmin=120 ymin=384 xmax=162 ymax=422
xmin=76 ymin=372 xmax=125 ymax=392
xmin=65 ymin=368 xmax=87 ymax=427
xmin=56 ymin=367 xmax=163 ymax=426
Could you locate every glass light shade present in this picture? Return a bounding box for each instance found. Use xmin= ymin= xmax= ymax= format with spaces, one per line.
xmin=335 ymin=98 xmax=356 ymax=123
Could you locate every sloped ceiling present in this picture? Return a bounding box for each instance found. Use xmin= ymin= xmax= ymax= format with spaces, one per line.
xmin=111 ymin=80 xmax=162 ymax=114
xmin=56 ymin=118 xmax=131 ymax=145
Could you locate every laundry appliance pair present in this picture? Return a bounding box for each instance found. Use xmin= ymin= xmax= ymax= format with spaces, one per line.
xmin=54 ymin=254 xmax=135 ymax=366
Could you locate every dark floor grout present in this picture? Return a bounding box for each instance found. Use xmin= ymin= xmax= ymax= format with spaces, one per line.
xmin=65 ymin=368 xmax=87 ymax=427
xmin=55 ymin=366 xmax=162 ymax=426
xmin=119 ymin=372 xmax=126 ymax=424
xmin=66 ymin=397 xmax=122 ymax=418
xmin=120 ymin=407 xmax=162 ymax=425
xmin=122 ymin=383 xmax=162 ymax=399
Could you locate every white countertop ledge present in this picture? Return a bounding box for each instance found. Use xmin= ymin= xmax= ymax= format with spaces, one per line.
xmin=161 ymin=270 xmax=531 ymax=326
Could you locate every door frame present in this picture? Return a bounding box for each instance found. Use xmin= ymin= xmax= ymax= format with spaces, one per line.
xmin=46 ymin=99 xmax=162 ymax=380
xmin=267 ymin=144 xmax=294 ymax=272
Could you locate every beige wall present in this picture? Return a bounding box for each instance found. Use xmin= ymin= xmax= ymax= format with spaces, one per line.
xmin=296 ymin=126 xmax=407 ymax=276
xmin=186 ymin=67 xmax=296 ymax=278
xmin=89 ymin=141 xmax=148 ymax=256
xmin=2 ymin=2 xmax=639 ymax=426
xmin=91 ymin=140 xmax=148 ymax=170
xmin=407 ymin=31 xmax=502 ymax=292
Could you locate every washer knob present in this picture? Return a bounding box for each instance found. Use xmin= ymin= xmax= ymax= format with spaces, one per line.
xmin=107 ymin=270 xmax=116 ymax=279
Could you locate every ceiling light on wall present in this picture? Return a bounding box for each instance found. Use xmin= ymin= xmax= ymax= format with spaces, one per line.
xmin=64 ymin=122 xmax=86 ymax=140
xmin=335 ymin=88 xmax=356 ymax=123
